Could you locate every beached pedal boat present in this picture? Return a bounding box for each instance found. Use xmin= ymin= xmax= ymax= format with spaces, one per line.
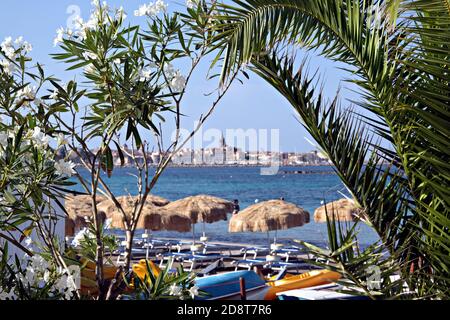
xmin=276 ymin=283 xmax=369 ymax=300
xmin=264 ymin=269 xmax=342 ymax=300
xmin=80 ymin=260 xmax=119 ymax=295
xmin=195 ymin=270 xmax=269 ymax=300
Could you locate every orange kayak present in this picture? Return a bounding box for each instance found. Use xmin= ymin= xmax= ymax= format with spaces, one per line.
xmin=264 ymin=269 xmax=341 ymax=300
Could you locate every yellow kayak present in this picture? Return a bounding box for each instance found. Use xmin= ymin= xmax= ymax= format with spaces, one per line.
xmin=81 ymin=259 xmax=161 ymax=294
xmin=132 ymin=259 xmax=162 ymax=282
xmin=264 ymin=269 xmax=341 ymax=300
xmin=80 ymin=260 xmax=119 ymax=296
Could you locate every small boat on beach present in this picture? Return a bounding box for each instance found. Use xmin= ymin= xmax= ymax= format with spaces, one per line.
xmin=264 ymin=269 xmax=341 ymax=300
xmin=276 ymin=283 xmax=369 ymax=300
xmin=195 ymin=270 xmax=269 ymax=300
xmin=80 ymin=260 xmax=119 ymax=295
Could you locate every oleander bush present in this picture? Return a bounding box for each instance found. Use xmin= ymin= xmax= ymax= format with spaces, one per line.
xmin=0 ymin=32 xmax=81 ymax=299
xmin=1 ymin=0 xmax=238 ymax=300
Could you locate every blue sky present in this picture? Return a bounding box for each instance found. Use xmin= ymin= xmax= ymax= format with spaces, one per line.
xmin=0 ymin=0 xmax=362 ymax=152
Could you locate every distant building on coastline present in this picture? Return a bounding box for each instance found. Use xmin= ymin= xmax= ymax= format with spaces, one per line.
xmin=172 ymin=148 xmax=194 ymax=165
xmin=68 ymin=135 xmax=331 ymax=167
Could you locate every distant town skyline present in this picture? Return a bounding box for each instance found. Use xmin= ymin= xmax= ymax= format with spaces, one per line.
xmin=63 ymin=141 xmax=331 ymax=168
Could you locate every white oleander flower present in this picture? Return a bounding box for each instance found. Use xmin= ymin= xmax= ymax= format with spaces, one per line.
xmin=163 ymin=63 xmax=175 ymax=78
xmin=24 ymin=266 xmax=37 ymax=285
xmin=31 ymin=127 xmax=51 ymax=148
xmin=116 ymin=6 xmax=127 ymax=20
xmin=75 ymin=28 xmax=87 ymax=41
xmin=50 ymin=89 xmax=59 ymax=100
xmin=84 ymin=14 xmax=99 ymax=30
xmin=188 ymin=285 xmax=199 ymax=298
xmin=54 ymin=273 xmax=76 ymax=300
xmin=154 ymin=0 xmax=168 ymax=13
xmin=14 ymin=36 xmax=23 ymax=46
xmin=30 ymin=255 xmax=50 ymax=272
xmin=53 ymin=27 xmax=65 ymax=46
xmin=0 ymin=59 xmax=15 ymax=75
xmin=134 ymin=1 xmax=167 ymax=17
xmin=73 ymin=16 xmax=84 ymax=30
xmin=56 ymin=133 xmax=68 ymax=147
xmin=169 ymin=284 xmax=182 ymax=296
xmin=170 ymin=71 xmax=187 ymax=92
xmin=82 ymin=52 xmax=98 ymax=60
xmin=71 ymin=227 xmax=94 ymax=247
xmin=1 ymin=36 xmax=13 ymax=48
xmin=66 ymin=274 xmax=78 ymax=293
xmin=71 ymin=231 xmax=83 ymax=247
xmin=84 ymin=64 xmax=97 ymax=74
xmin=66 ymin=28 xmax=75 ymax=38
xmin=24 ymin=42 xmax=33 ymax=53
xmin=71 ymin=15 xmax=89 ymax=39
xmin=138 ymin=67 xmax=152 ymax=81
xmin=134 ymin=4 xmax=149 ymax=16
xmin=17 ymin=85 xmax=36 ymax=101
xmin=88 ymin=2 xmax=111 ymax=27
xmin=1 ymin=36 xmax=15 ymax=59
xmin=54 ymin=159 xmax=76 ymax=177
xmin=14 ymin=37 xmax=32 ymax=54
xmin=17 ymin=85 xmax=37 ymax=107
xmin=186 ymin=0 xmax=197 ymax=9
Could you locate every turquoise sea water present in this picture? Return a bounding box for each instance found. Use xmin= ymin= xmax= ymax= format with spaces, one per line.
xmin=72 ymin=166 xmax=379 ymax=248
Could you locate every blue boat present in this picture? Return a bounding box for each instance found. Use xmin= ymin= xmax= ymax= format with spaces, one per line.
xmin=195 ymin=270 xmax=269 ymax=300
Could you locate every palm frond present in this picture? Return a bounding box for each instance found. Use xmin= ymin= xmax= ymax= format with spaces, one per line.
xmin=250 ymin=53 xmax=413 ymax=250
xmin=207 ymin=0 xmax=450 ymax=298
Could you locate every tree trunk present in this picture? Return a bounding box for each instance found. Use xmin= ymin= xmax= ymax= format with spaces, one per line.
xmin=124 ymin=229 xmax=134 ymax=271
xmin=95 ymin=235 xmax=106 ymax=300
